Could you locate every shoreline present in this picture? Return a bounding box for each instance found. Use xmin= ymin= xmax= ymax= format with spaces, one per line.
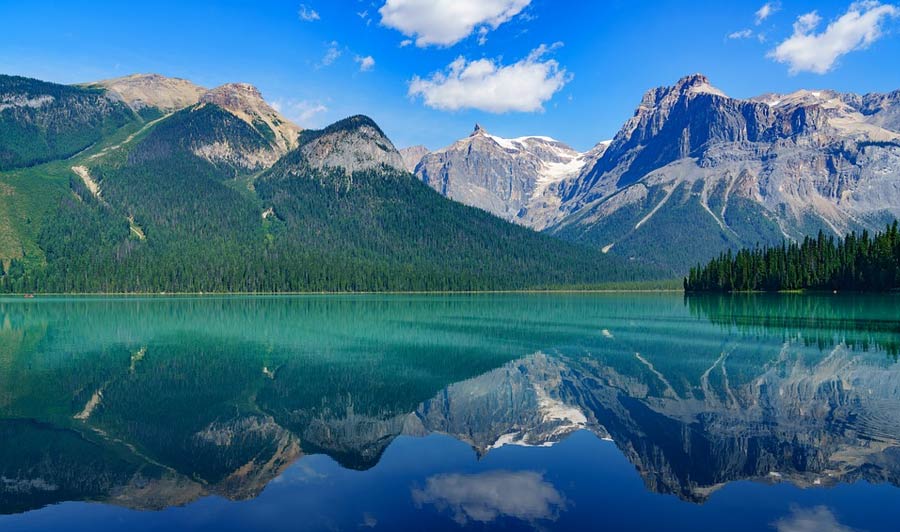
xmin=0 ymin=289 xmax=686 ymax=298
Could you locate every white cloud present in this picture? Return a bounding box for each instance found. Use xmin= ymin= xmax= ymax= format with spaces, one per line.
xmin=379 ymin=0 xmax=532 ymax=47
xmin=319 ymin=41 xmax=341 ymax=67
xmin=756 ymin=2 xmax=781 ymax=25
xmin=399 ymin=39 xmax=413 ymax=47
xmin=769 ymin=1 xmax=899 ymax=74
xmin=355 ymin=55 xmax=376 ymax=72
xmin=271 ymin=99 xmax=329 ymax=128
xmin=411 ymin=471 xmax=566 ymax=525
xmin=477 ymin=26 xmax=490 ymax=45
xmin=728 ymin=29 xmax=755 ymax=39
xmin=773 ymin=506 xmax=856 ymax=532
xmin=298 ymin=4 xmax=320 ymax=22
xmin=408 ymin=44 xmax=570 ymax=113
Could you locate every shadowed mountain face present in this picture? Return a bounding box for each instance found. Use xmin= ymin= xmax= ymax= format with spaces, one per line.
xmin=1 ymin=294 xmax=899 ymax=515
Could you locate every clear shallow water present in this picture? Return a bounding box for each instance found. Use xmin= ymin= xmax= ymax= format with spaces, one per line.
xmin=1 ymin=294 xmax=900 ymax=531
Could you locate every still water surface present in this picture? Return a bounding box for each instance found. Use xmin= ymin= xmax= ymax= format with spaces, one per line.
xmin=1 ymin=294 xmax=900 ymax=531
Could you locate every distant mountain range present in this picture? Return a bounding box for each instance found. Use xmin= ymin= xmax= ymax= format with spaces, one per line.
xmin=2 ymin=71 xmax=899 ymax=288
xmin=406 ymin=74 xmax=900 ymax=273
xmin=0 ymin=73 xmax=645 ymax=292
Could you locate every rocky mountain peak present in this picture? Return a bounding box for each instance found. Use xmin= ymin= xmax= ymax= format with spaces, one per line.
xmin=415 ymin=127 xmax=595 ymax=228
xmin=673 ymin=73 xmax=713 ymax=91
xmin=200 ymin=83 xmax=301 ymax=154
xmin=298 ymin=114 xmax=406 ymax=174
xmin=635 ymin=73 xmax=727 ymax=115
xmin=91 ymin=73 xmax=207 ymax=112
xmin=201 ymin=83 xmax=263 ymax=106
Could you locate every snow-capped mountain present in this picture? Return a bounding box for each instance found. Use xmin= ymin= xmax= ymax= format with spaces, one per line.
xmin=415 ymin=125 xmax=608 ymax=229
xmin=416 ymin=74 xmax=900 ymax=273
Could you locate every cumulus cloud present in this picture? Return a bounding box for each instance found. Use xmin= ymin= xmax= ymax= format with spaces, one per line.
xmin=411 ymin=471 xmax=567 ymax=525
xmin=271 ymin=99 xmax=329 ymax=128
xmin=773 ymin=506 xmax=857 ymax=532
xmin=728 ymin=29 xmax=755 ymax=39
xmin=355 ymin=55 xmax=375 ymax=72
xmin=408 ymin=44 xmax=570 ymax=113
xmin=769 ymin=1 xmax=899 ymax=74
xmin=379 ymin=0 xmax=532 ymax=47
xmin=756 ymin=2 xmax=781 ymax=24
xmin=298 ymin=4 xmax=320 ymax=22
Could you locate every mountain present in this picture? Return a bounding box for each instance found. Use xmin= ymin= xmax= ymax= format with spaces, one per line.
xmin=549 ymin=75 xmax=900 ymax=272
xmin=417 ymin=75 xmax=900 ymax=274
xmin=200 ymin=82 xmax=301 ymax=156
xmin=294 ymin=114 xmax=403 ymax=174
xmin=0 ymin=74 xmax=651 ymax=293
xmin=399 ymin=145 xmax=429 ymax=173
xmin=0 ymin=75 xmax=137 ymax=170
xmin=415 ymin=125 xmax=607 ymax=229
xmin=89 ymin=73 xmax=207 ymax=118
xmin=90 ymin=75 xmax=301 ymax=157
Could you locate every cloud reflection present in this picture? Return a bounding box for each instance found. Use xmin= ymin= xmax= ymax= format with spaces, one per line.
xmin=412 ymin=470 xmax=566 ymax=525
xmin=773 ymin=506 xmax=857 ymax=532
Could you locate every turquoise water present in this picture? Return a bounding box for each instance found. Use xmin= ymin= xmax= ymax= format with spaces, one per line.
xmin=1 ymin=294 xmax=899 ymax=531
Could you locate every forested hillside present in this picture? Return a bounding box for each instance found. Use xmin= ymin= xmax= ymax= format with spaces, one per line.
xmin=0 ymin=75 xmax=657 ymax=293
xmin=685 ymin=223 xmax=900 ymax=292
xmin=0 ymin=75 xmax=136 ymax=170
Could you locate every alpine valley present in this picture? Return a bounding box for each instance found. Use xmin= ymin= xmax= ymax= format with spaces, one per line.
xmin=0 ymin=73 xmax=649 ymax=293
xmin=407 ymin=74 xmax=900 ymax=274
xmin=2 ymin=71 xmax=900 ymax=292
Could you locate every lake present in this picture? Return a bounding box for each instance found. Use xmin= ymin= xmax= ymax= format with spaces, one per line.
xmin=1 ymin=293 xmax=900 ymax=531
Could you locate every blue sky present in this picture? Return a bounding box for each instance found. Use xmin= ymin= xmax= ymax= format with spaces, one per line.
xmin=2 ymin=0 xmax=900 ymax=150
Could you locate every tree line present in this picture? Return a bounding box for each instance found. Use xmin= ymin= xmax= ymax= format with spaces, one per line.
xmin=684 ymin=222 xmax=900 ymax=292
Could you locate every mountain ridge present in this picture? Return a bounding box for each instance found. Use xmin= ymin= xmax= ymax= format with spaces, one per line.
xmin=415 ymin=124 xmax=606 ymax=228
xmin=414 ymin=73 xmax=900 ymax=273
xmin=0 ymin=73 xmax=651 ymax=293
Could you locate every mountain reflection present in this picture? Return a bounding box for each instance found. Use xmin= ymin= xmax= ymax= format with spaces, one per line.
xmin=0 ymin=294 xmax=899 ymax=515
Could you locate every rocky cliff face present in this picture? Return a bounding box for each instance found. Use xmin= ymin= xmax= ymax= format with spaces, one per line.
xmin=415 ymin=125 xmax=604 ymax=228
xmin=297 ymin=115 xmax=406 ymax=174
xmin=546 ymin=74 xmax=900 ymax=272
xmin=200 ymin=83 xmax=301 ymax=156
xmin=417 ymin=74 xmax=900 ymax=273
